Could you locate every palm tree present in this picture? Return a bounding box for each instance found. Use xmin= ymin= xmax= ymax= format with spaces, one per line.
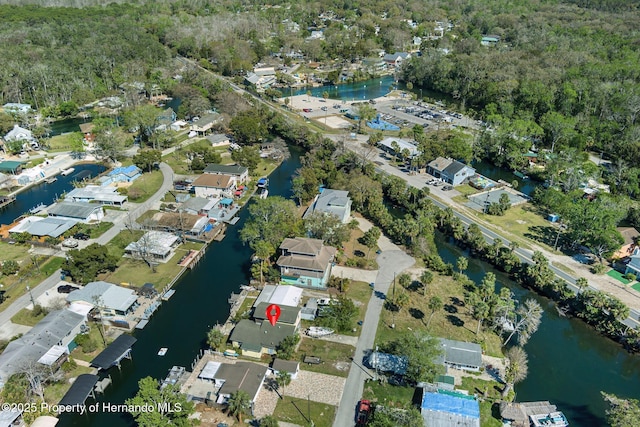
xmin=206 ymin=327 xmax=225 ymax=351
xmin=227 ymin=390 xmax=251 ymax=423
xmin=427 ymin=296 xmax=443 ymax=327
xmin=253 ymin=241 xmax=275 ymax=286
xmin=456 ymin=256 xmax=468 ymax=274
xmin=276 ymin=371 xmax=291 ymax=399
xmin=420 ymin=270 xmax=433 ymax=296
xmin=260 ymin=415 xmax=280 ymax=427
xmin=398 ymin=273 xmax=411 ymax=290
xmin=502 ymin=346 xmax=529 ymax=397
xmin=576 ymin=277 xmax=589 ymax=294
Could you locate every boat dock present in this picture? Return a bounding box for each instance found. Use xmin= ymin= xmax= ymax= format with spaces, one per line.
xmin=29 ymin=203 xmax=46 ymax=214
xmin=178 ymin=249 xmax=204 ymax=269
xmin=45 ymin=177 xmax=58 ymax=184
xmin=0 ymin=196 xmax=15 ymax=210
xmin=162 ymin=289 xmax=175 ymax=301
xmin=135 ymin=319 xmax=149 ymax=329
xmin=161 ymin=366 xmax=188 ymax=390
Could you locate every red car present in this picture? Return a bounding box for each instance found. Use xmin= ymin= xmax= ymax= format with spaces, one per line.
xmin=303 ymin=108 xmax=313 ymax=112
xmin=356 ymin=400 xmax=371 ymax=425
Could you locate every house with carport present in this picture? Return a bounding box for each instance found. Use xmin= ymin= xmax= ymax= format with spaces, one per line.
xmin=276 ymin=237 xmax=336 ymax=288
xmin=192 ymin=361 xmax=267 ymax=406
xmin=47 ymin=201 xmax=105 ymax=223
xmin=66 ymin=281 xmax=138 ymax=319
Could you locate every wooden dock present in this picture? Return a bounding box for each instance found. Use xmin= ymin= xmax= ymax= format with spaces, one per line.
xmin=178 ymin=249 xmax=204 ymax=269
xmin=0 ymin=196 xmax=16 ymax=210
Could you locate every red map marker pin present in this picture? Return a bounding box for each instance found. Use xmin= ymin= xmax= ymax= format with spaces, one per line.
xmin=266 ymin=304 xmax=281 ymax=326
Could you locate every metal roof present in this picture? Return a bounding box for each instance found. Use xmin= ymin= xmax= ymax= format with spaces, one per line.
xmin=421 ymin=391 xmax=480 ymax=427
xmin=203 ymin=163 xmax=247 ymax=175
xmin=91 ymin=335 xmax=137 ymax=370
xmin=0 ymin=409 xmax=22 ymax=426
xmin=303 ymin=189 xmax=352 ymax=222
xmin=47 ymin=201 xmax=102 ymax=220
xmin=58 ymin=374 xmax=99 ymax=406
xmin=439 ymin=339 xmax=482 ymax=368
xmin=67 ymin=281 xmax=137 ymax=313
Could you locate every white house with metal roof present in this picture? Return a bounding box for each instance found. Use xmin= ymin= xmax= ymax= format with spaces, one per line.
xmin=67 ymin=281 xmax=138 ymax=318
xmin=428 ymin=157 xmax=476 ymax=186
xmin=47 ymin=201 xmax=104 ymax=223
xmin=303 ymin=188 xmax=352 ymax=223
xmin=0 ymin=309 xmax=85 ymax=387
xmin=378 ymin=137 xmax=420 ymax=158
xmin=65 ymin=185 xmax=127 ymax=206
xmin=9 ymin=216 xmax=77 ymax=238
xmin=124 ymin=231 xmax=181 ymax=262
xmin=438 ymin=338 xmax=483 ymax=372
xmin=204 ymin=163 xmax=249 ymax=184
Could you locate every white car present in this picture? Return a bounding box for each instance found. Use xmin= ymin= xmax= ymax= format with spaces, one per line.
xmin=62 ymin=239 xmax=79 ymax=248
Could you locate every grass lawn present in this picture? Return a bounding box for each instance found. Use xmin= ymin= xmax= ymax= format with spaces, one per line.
xmin=337 ymin=226 xmax=378 ymax=269
xmin=0 ymin=256 xmax=64 ymax=314
xmin=104 ymin=229 xmax=144 ymax=258
xmin=46 ymin=132 xmax=81 ymax=152
xmin=607 ymin=269 xmax=631 ymax=284
xmin=11 ymin=307 xmax=48 ymax=326
xmin=295 ymin=339 xmax=354 ymax=378
xmin=338 ymin=280 xmax=373 ymax=336
xmin=481 ymin=204 xmax=556 ymax=252
xmin=135 ymin=209 xmax=160 ymax=225
xmin=273 ymin=396 xmax=336 ymax=427
xmin=454 ymin=184 xmax=479 ymax=197
xmin=632 ymin=282 xmax=640 ymax=292
xmin=44 ymin=363 xmax=94 ymax=404
xmin=362 ymin=381 xmax=418 ymax=407
xmin=70 ymin=326 xmax=110 ymax=363
xmin=101 ymin=242 xmax=204 ymax=290
xmin=126 ymin=170 xmax=164 ymax=203
xmin=376 ymin=272 xmax=503 ymax=358
xmin=67 ymin=222 xmax=114 ymax=239
xmin=460 ymin=377 xmax=504 ymax=427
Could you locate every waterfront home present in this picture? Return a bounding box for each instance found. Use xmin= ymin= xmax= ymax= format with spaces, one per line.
xmin=0 ymin=309 xmax=85 ymax=387
xmin=438 ymin=339 xmax=483 ymax=372
xmin=303 ymin=188 xmax=352 ymax=223
xmin=499 ymin=401 xmax=568 ymax=427
xmin=65 ymin=185 xmax=127 ymax=206
xmin=427 ymin=157 xmax=476 ymax=186
xmin=103 ymin=165 xmax=142 ymax=184
xmin=204 ymin=163 xmax=249 ymax=184
xmin=366 ymin=352 xmax=408 ymax=375
xmin=253 ymin=302 xmax=301 ymax=328
xmin=125 ymin=231 xmax=181 ymax=262
xmin=47 ymin=201 xmax=105 ymax=223
xmin=378 ymin=137 xmax=420 ymax=158
xmin=421 ymin=388 xmax=480 ymax=427
xmin=151 ymin=212 xmax=210 ymax=236
xmin=4 ymin=124 xmax=35 ymax=144
xmin=67 ymin=281 xmax=138 ymax=319
xmin=156 ymin=107 xmax=177 ymax=128
xmin=192 ymin=173 xmax=236 ymax=198
xmin=252 ymin=285 xmax=303 ymax=309
xmin=383 ymin=51 xmax=411 ymax=67
xmin=276 ymin=237 xmax=337 ymax=288
xmin=205 ymin=133 xmax=231 ymax=147
xmin=190 ymin=112 xmax=223 ymax=135
xmin=79 ymin=122 xmax=95 ymax=142
xmin=9 ymin=216 xmax=77 ymax=238
xmin=179 ymin=196 xmax=217 ymax=216
xmin=270 ymin=358 xmax=300 ymax=380
xmin=194 ymin=361 xmax=267 ymax=405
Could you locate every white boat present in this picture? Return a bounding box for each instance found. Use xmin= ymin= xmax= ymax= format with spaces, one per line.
xmin=259 ymin=189 xmax=269 ymax=199
xmin=162 ymin=289 xmax=175 ymax=301
xmin=45 ymin=177 xmax=57 ymax=183
xmin=158 ymin=347 xmax=168 ymax=356
xmin=530 ymin=412 xmax=569 ymax=427
xmin=307 ymin=327 xmax=334 ymax=338
xmin=61 ymin=168 xmax=75 ymax=176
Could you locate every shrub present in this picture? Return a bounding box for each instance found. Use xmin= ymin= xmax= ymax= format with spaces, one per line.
xmin=61 ymin=359 xmax=77 ymax=373
xmin=624 ymin=273 xmax=636 ymax=282
xmin=1 ymin=260 xmax=19 ymax=275
xmin=590 ymin=263 xmax=608 ymax=274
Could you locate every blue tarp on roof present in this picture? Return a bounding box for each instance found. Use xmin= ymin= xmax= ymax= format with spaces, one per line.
xmin=220 ymin=198 xmax=233 ymax=206
xmin=421 ymin=391 xmax=480 ymax=419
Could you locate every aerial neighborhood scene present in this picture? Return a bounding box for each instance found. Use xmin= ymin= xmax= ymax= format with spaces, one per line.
xmin=1 ymin=0 xmax=640 ymax=426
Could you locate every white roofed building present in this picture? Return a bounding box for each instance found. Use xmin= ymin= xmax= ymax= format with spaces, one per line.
xmin=124 ymin=231 xmax=181 ymax=262
xmin=65 ymin=185 xmax=127 ymax=206
xmin=66 ymin=281 xmax=138 ymax=318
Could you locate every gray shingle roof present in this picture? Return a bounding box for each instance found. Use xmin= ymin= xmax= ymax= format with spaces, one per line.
xmin=216 ymin=362 xmax=268 ymax=400
xmin=439 ymin=339 xmax=482 ymax=368
xmin=229 ymin=319 xmax=296 ymax=351
xmin=203 ymin=164 xmax=248 ymax=176
xmin=47 ymin=201 xmax=102 ymax=220
xmin=253 ymin=302 xmax=300 ymax=324
xmin=303 ymin=189 xmax=352 ymax=221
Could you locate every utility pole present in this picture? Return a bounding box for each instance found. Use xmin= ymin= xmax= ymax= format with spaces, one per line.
xmin=391 ymin=273 xmax=396 ymax=329
xmin=26 ymin=286 xmax=36 ymax=308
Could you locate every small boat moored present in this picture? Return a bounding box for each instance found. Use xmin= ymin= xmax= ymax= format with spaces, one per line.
xmin=61 ymin=167 xmax=75 ymax=176
xmin=158 ymin=347 xmax=168 ymax=356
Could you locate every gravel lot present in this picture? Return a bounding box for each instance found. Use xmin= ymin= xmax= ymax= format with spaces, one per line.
xmin=284 ymin=370 xmax=346 ymax=406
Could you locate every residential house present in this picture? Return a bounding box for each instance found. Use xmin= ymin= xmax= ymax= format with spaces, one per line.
xmin=625 ymin=247 xmax=640 ymax=276
xmin=276 ymin=237 xmax=337 ymax=288
xmin=427 ymin=157 xmax=475 ymax=186
xmin=303 ymin=188 xmax=352 ymax=223
xmin=252 ymin=285 xmax=303 ymax=309
xmin=124 ymin=231 xmax=181 ymax=262
xmin=9 ymin=216 xmax=77 ymax=238
xmin=67 ymin=281 xmax=138 ymax=318
xmin=378 ymin=137 xmax=419 ymax=158
xmin=0 ymin=160 xmax=23 ymax=175
xmin=245 ymin=69 xmax=277 ymax=92
xmin=481 ymin=35 xmax=501 ymax=46
xmin=65 ymin=185 xmax=127 ymax=206
xmin=4 ymin=125 xmax=35 ymax=145
xmin=0 ymin=309 xmax=86 ymax=387
xmin=270 ymin=359 xmax=300 ymax=380
xmin=195 ymin=361 xmax=267 ymax=405
xmin=149 ymin=212 xmax=210 ymax=237
xmin=204 ymin=164 xmax=249 ymax=184
xmin=192 ymin=174 xmax=236 ymax=198
xmin=613 ymin=227 xmax=639 ymax=260
xmin=362 ymin=57 xmax=386 ymax=73
xmin=79 ymin=123 xmax=95 ymax=142
xmin=300 ymin=298 xmax=318 ymax=321
xmin=229 ymin=303 xmax=301 ymax=358
xmin=179 ymin=197 xmax=217 ymax=216
xmin=205 ymin=134 xmax=231 ymax=147
xmin=383 ymin=52 xmax=411 ymax=67
xmin=366 ymin=352 xmax=408 ymax=375
xmin=47 ymin=201 xmax=105 ymax=223
xmin=499 ymin=401 xmax=567 ymax=427
xmin=156 ymin=108 xmax=177 ymax=128
xmin=2 ymin=103 xmax=32 ymax=114
xmin=438 ymin=339 xmax=483 ymax=372
xmin=170 ymin=120 xmax=188 ymax=132
xmin=421 ymin=389 xmax=480 ymax=427
xmin=104 ymin=165 xmax=142 ymax=184
xmin=191 ymin=112 xmax=223 ymax=135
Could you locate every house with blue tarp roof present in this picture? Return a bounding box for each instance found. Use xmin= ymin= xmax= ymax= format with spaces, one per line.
xmin=421 ymin=390 xmax=480 ymax=427
xmin=102 ymin=165 xmax=141 ymax=185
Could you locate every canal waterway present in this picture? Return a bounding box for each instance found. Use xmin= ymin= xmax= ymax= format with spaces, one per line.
xmin=471 ymin=159 xmax=539 ymax=196
xmin=52 ymin=146 xmax=640 ymax=427
xmin=0 ymin=163 xmax=106 ymax=226
xmin=58 ymin=147 xmax=301 ymax=427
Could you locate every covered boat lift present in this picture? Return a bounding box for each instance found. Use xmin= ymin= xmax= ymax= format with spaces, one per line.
xmin=58 ymin=374 xmax=99 ymax=406
xmin=91 ymin=335 xmax=137 ymax=370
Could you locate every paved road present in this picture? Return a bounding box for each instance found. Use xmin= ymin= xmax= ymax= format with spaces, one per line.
xmin=333 ymin=249 xmax=414 ymax=427
xmin=0 ymin=162 xmax=174 ymax=331
xmin=334 ymin=135 xmax=640 ymax=329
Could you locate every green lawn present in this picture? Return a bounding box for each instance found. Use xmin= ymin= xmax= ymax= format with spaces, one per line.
xmin=65 ymin=222 xmax=114 ymax=239
xmin=376 ymin=271 xmax=503 ymax=358
xmin=273 ymin=396 xmax=336 ymax=427
xmin=104 ymin=229 xmax=144 ymax=258
xmin=340 ymin=280 xmax=373 ymax=336
xmin=126 ymin=170 xmax=164 ymax=203
xmin=44 ymin=363 xmax=94 ymax=405
xmin=632 ymin=282 xmax=640 ymax=292
xmin=362 ymin=381 xmax=417 ymax=407
xmin=101 ymin=242 xmax=204 ymax=290
xmin=46 ymin=132 xmax=81 ymax=152
xmin=460 ymin=377 xmax=504 ymax=427
xmin=481 ymin=204 xmax=556 ymax=252
xmin=69 ymin=326 xmax=110 ymax=363
xmin=295 ymin=339 xmax=354 ymax=377
xmin=454 ymin=184 xmax=479 ymax=197
xmin=11 ymin=307 xmax=48 ymax=326
xmin=607 ymin=269 xmax=631 ymax=284
xmin=0 ymin=256 xmax=64 ymax=314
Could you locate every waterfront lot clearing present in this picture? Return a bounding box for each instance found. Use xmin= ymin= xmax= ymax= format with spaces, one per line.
xmin=376 ymin=270 xmax=503 ymax=358
xmin=273 ymin=395 xmax=336 ymax=427
xmin=126 ymin=170 xmax=164 ymax=203
xmin=295 ymin=339 xmax=354 ymax=377
xmin=362 ymin=381 xmax=418 ymax=407
xmin=46 ymin=132 xmax=81 ymax=153
xmin=481 ymin=204 xmax=557 ymax=252
xmin=101 ymin=241 xmax=205 ymax=290
xmin=460 ymin=376 xmax=504 ymax=427
xmin=337 ymin=226 xmax=378 ymax=269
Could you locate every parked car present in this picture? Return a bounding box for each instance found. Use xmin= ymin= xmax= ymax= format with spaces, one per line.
xmin=62 ymin=239 xmax=79 ymax=248
xmin=356 ymin=400 xmax=372 ymax=426
xmin=303 ymin=108 xmax=313 ymax=112
xmin=73 ymin=232 xmax=90 ymax=241
xmin=443 ymin=185 xmax=454 ymax=191
xmin=57 ymin=285 xmax=79 ymax=294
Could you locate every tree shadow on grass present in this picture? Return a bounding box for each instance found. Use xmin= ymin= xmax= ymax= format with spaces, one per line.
xmin=446 ymin=314 xmax=464 ymax=327
xmin=444 ymin=304 xmax=458 ymax=314
xmin=525 ymin=225 xmax=563 ymax=248
xmin=409 ymin=307 xmax=424 ymax=321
